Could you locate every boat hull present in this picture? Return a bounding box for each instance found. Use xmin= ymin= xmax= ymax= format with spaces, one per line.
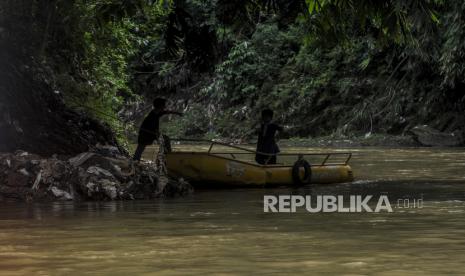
xmin=166 ymin=152 xmax=354 ymax=187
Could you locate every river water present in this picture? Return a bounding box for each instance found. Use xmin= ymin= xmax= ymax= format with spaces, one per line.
xmin=1 ymin=146 xmax=465 ymax=275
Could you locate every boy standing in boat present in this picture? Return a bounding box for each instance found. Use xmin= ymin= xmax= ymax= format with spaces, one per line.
xmin=255 ymin=109 xmax=283 ymax=165
xmin=133 ymin=98 xmax=183 ymax=161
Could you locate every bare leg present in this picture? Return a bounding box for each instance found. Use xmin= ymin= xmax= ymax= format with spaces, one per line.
xmin=132 ymin=144 xmax=146 ymax=161
xmin=162 ymin=135 xmax=172 ymax=153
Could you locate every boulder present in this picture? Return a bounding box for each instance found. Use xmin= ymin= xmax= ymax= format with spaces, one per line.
xmin=409 ymin=125 xmax=465 ymax=147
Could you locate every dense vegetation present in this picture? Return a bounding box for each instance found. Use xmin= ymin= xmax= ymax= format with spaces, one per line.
xmin=1 ymin=0 xmax=465 ymax=154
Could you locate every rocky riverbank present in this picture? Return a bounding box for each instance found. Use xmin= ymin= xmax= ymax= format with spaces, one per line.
xmin=0 ymin=146 xmax=193 ymax=202
xmin=278 ymin=126 xmax=465 ymax=148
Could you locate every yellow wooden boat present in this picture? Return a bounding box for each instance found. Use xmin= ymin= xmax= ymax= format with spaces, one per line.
xmin=165 ymin=141 xmax=354 ymax=187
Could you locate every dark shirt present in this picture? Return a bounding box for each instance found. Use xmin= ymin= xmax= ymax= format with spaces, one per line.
xmin=256 ymin=122 xmax=283 ymax=154
xmin=137 ymin=110 xmax=167 ymax=145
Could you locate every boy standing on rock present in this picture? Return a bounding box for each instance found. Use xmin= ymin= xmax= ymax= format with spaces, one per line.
xmin=133 ymin=98 xmax=183 ymax=161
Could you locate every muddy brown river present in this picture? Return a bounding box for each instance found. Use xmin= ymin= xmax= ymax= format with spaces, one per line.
xmin=1 ymin=146 xmax=465 ymax=275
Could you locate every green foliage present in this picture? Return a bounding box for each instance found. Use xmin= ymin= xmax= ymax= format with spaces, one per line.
xmin=71 ymin=0 xmax=465 ymax=139
xmin=52 ymin=1 xmax=172 ymax=146
xmin=195 ymin=19 xmax=381 ymax=137
xmin=305 ymin=0 xmax=439 ymax=45
xmin=7 ymin=0 xmax=463 ymax=144
xmin=54 ymin=3 xmax=135 ymax=146
xmin=125 ymin=0 xmax=464 ymax=139
xmin=439 ymin=1 xmax=465 ymax=88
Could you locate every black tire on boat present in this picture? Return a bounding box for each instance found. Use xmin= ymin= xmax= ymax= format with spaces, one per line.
xmin=292 ymin=159 xmax=312 ymax=185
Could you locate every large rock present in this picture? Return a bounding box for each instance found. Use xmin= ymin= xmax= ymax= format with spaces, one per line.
xmin=409 ymin=125 xmax=464 ymax=147
xmin=0 ymin=147 xmax=192 ymax=202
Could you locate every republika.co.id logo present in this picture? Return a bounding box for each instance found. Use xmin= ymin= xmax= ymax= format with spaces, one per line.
xmin=264 ymin=195 xmax=424 ymax=213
